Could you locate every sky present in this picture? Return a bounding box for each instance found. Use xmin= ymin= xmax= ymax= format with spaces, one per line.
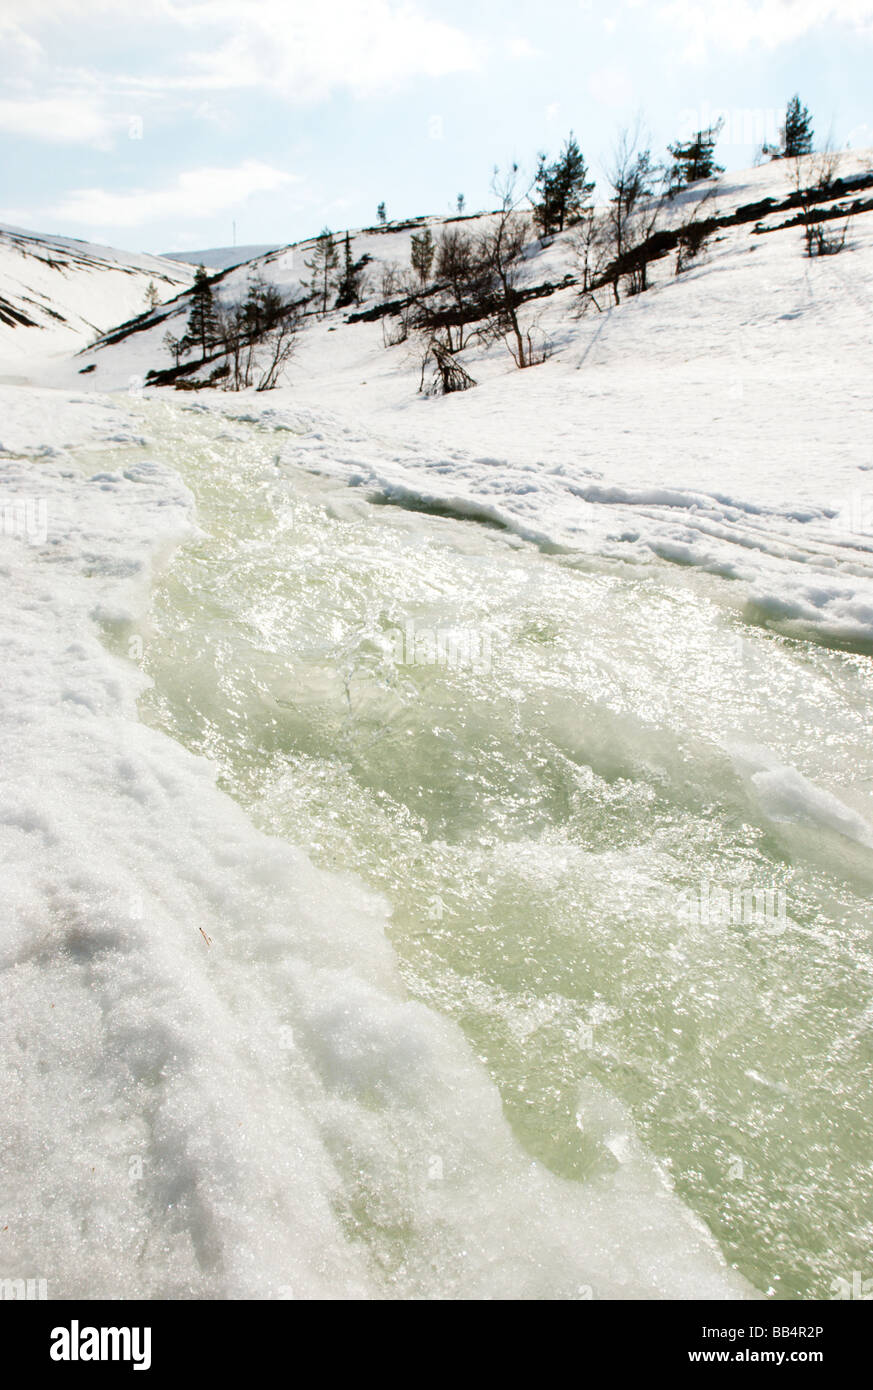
xmin=1 ymin=0 xmax=871 ymax=254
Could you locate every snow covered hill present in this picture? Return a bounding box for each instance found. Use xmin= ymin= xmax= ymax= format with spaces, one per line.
xmin=0 ymin=224 xmax=194 ymax=367
xmin=40 ymin=151 xmax=873 ymax=654
xmin=160 ymin=244 xmax=283 ymax=271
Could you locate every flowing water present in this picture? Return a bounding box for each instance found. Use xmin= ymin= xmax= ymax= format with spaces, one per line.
xmin=113 ymin=401 xmax=873 ymax=1298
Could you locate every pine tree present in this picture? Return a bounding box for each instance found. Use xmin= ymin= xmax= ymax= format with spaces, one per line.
xmin=668 ymin=119 xmax=724 ymax=190
xmin=781 ymin=94 xmax=814 ymax=157
xmin=456 ymin=193 xmax=465 ymax=214
xmin=185 ymin=265 xmax=219 ymax=359
xmin=377 ymin=202 xmax=387 ymax=227
xmin=145 ymin=280 xmax=160 ymax=309
xmin=335 ymin=231 xmax=364 ymax=308
xmin=304 ymin=228 xmax=339 ymax=316
xmin=410 ymin=227 xmax=435 ymax=285
xmin=533 ymin=133 xmax=594 ymax=236
xmin=242 ymin=273 xmax=284 ymax=337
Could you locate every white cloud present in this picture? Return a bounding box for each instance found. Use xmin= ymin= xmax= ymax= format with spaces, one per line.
xmin=0 ymin=0 xmax=482 ymax=158
xmin=52 ymin=160 xmax=295 ymax=228
xmin=173 ymin=1 xmax=482 ymax=99
xmin=656 ymin=0 xmax=873 ymax=59
xmin=0 ymin=94 xmax=112 ymax=144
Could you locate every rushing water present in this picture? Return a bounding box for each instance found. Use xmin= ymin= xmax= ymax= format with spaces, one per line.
xmin=120 ymin=401 xmax=873 ymax=1298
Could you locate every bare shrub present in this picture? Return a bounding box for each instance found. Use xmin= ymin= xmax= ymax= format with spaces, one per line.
xmin=792 ymin=150 xmax=850 ymax=257
xmin=418 ymin=338 xmax=477 ymax=396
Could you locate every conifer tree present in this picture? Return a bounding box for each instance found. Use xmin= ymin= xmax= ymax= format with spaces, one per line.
xmin=533 ymin=133 xmax=594 ymax=236
xmin=242 ymin=273 xmax=284 ymax=337
xmin=185 ymin=265 xmax=219 ymax=359
xmin=781 ymin=94 xmax=814 ymax=157
xmin=377 ymin=202 xmax=387 ymax=226
xmin=456 ymin=193 xmax=465 ymax=214
xmin=410 ymin=227 xmax=435 ymax=286
xmin=304 ymin=228 xmax=339 ymax=316
xmin=335 ymin=231 xmax=364 ymax=308
xmin=668 ymin=119 xmax=724 ymax=190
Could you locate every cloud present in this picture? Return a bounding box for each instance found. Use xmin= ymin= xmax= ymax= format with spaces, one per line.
xmin=0 ymin=0 xmax=482 ymax=164
xmin=656 ymin=0 xmax=873 ymax=58
xmin=3 ymin=1 xmax=481 ymax=104
xmin=174 ymin=1 xmax=482 ymax=100
xmin=51 ymin=160 xmax=295 ymax=229
xmin=0 ymin=95 xmax=112 ymax=144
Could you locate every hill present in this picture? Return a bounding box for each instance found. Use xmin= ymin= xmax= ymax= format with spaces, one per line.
xmin=0 ymin=224 xmax=193 ymax=368
xmin=34 ymin=151 xmax=873 ymax=653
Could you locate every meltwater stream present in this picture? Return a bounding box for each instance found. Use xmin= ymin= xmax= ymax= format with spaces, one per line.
xmin=112 ymin=401 xmax=873 ymax=1298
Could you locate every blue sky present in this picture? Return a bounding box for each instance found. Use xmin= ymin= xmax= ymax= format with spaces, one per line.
xmin=1 ymin=0 xmax=871 ymax=253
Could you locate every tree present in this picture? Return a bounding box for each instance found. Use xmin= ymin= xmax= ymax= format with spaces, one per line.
xmin=533 ymin=132 xmax=595 ymax=236
xmin=255 ymin=312 xmax=300 ymax=391
xmin=219 ymin=292 xmax=302 ymax=391
xmin=304 ymin=228 xmax=339 ymax=316
xmin=478 ymin=165 xmax=545 ymax=368
xmin=335 ymin=231 xmax=367 ymax=308
xmin=781 ymin=95 xmax=814 ymax=158
xmin=410 ymin=227 xmax=435 ymax=286
xmin=431 ymin=227 xmax=484 ymax=352
xmin=242 ymin=272 xmax=285 ymax=337
xmin=377 ymin=201 xmax=387 ymax=226
xmin=572 ymin=210 xmax=610 ymax=309
xmin=163 ymin=330 xmax=185 ymax=367
xmin=145 ymin=280 xmax=160 ymax=309
xmin=791 ymin=149 xmax=848 ymax=258
xmin=219 ymin=302 xmax=254 ymax=391
xmin=456 ymin=193 xmax=466 ymax=214
xmin=419 ymin=339 xmax=476 ymax=396
xmin=668 ymin=119 xmax=724 ymax=190
xmin=604 ymin=127 xmax=663 ymax=303
xmin=185 ymin=265 xmax=220 ymax=359
xmin=674 ymin=187 xmax=717 ymax=273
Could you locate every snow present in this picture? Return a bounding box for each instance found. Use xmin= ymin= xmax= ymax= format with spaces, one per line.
xmin=0 ymin=224 xmax=193 ymax=362
xmin=2 ymin=154 xmax=873 ymax=1299
xmin=32 ymin=150 xmax=873 ymax=652
xmin=159 ymin=245 xmax=283 ymax=271
xmin=732 ymin=744 xmax=873 ymax=848
xmin=0 ymin=384 xmax=755 ymax=1300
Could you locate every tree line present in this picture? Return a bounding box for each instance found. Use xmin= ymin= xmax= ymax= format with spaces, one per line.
xmin=157 ymin=91 xmax=844 ymax=395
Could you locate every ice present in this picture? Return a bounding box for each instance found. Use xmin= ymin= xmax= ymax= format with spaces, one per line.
xmin=2 ymin=154 xmax=873 ymax=1300
xmin=0 ymin=389 xmax=756 ymax=1299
